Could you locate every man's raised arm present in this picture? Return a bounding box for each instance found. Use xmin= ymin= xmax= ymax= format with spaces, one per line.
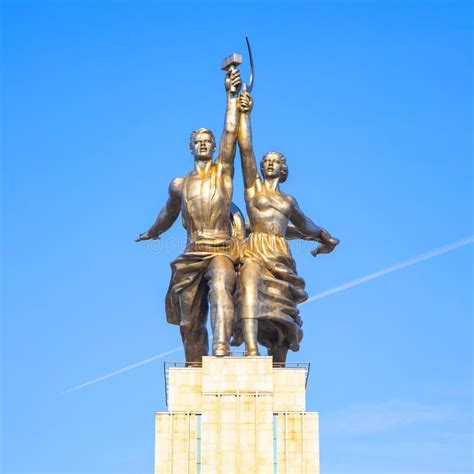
xmin=135 ymin=177 xmax=182 ymax=242
xmin=218 ymin=69 xmax=242 ymax=175
xmin=238 ymin=89 xmax=259 ymax=190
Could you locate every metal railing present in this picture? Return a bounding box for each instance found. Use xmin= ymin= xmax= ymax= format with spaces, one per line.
xmin=272 ymin=361 xmax=311 ymax=388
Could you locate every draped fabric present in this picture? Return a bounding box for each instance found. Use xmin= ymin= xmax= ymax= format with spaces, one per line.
xmin=164 ymin=164 xmax=245 ymax=326
xmin=165 ymin=237 xmax=238 ymax=325
xmin=234 ymin=232 xmax=307 ymax=351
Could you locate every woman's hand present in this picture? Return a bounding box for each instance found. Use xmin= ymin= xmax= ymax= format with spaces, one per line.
xmin=239 ymin=88 xmax=254 ymax=113
xmin=311 ymin=233 xmax=339 ymax=256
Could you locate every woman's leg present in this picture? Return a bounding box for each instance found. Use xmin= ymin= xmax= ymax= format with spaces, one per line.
xmin=267 ymin=344 xmax=289 ymax=364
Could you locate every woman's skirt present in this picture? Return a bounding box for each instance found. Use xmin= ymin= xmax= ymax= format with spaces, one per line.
xmin=234 ymin=232 xmax=308 ymax=352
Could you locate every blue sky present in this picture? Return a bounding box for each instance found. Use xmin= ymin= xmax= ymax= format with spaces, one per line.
xmin=2 ymin=1 xmax=472 ymax=473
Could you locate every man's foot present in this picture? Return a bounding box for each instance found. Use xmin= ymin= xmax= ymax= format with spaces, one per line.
xmin=212 ymin=343 xmax=230 ymax=357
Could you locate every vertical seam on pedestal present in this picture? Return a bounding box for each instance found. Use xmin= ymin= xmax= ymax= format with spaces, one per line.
xmin=255 ymin=390 xmax=259 ymax=469
xmin=285 ymin=410 xmax=289 ymax=474
xmin=187 ymin=412 xmax=191 ymax=474
xmin=217 ymin=392 xmax=221 ymax=474
xmin=170 ymin=412 xmax=174 ymax=473
xmin=302 ymin=412 xmax=305 ymax=474
xmin=236 ymin=391 xmax=240 ymax=473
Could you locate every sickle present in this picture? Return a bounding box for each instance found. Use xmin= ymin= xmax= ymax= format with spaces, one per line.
xmin=245 ymin=36 xmax=254 ymax=93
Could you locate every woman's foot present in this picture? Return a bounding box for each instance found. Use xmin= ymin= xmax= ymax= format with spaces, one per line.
xmin=245 ymin=346 xmax=260 ymax=356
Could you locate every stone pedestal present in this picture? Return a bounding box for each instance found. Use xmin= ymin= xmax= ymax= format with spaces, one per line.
xmin=155 ymin=356 xmax=320 ymax=473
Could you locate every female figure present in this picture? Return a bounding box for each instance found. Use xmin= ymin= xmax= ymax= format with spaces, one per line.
xmin=234 ymin=90 xmax=339 ymax=362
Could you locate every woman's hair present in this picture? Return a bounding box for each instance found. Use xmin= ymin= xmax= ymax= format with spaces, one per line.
xmin=260 ymin=151 xmax=289 ymax=183
xmin=189 ymin=128 xmax=216 ymax=151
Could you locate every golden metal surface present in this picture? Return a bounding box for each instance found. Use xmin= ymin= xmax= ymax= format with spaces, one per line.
xmin=136 ymin=49 xmax=338 ymax=364
xmin=136 ymin=66 xmax=242 ymax=362
xmin=232 ymin=90 xmax=339 ymax=362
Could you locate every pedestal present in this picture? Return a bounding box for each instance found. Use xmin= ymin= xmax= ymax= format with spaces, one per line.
xmin=155 ymin=356 xmax=320 ymax=473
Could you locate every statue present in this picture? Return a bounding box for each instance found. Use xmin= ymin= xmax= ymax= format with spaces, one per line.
xmin=136 ymin=42 xmax=339 ymax=364
xmin=231 ymin=89 xmax=339 ymax=363
xmin=135 ymin=63 xmax=242 ymax=362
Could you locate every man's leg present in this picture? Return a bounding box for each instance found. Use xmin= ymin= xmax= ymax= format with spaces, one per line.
xmin=206 ymin=255 xmax=236 ymax=356
xmin=179 ymin=280 xmax=209 ymax=363
xmin=239 ymin=260 xmax=261 ymax=356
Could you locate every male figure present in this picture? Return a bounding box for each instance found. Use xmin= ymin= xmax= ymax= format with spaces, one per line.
xmin=135 ymin=69 xmax=242 ymax=362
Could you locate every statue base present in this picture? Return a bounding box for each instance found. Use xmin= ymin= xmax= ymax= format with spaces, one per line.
xmin=155 ymin=356 xmax=320 ymax=473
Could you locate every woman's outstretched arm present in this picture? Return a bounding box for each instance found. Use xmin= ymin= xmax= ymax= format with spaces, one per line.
xmin=288 ymin=196 xmax=339 ymax=256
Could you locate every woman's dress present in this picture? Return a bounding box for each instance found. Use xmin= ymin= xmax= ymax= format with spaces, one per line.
xmin=234 ymin=185 xmax=308 ymax=352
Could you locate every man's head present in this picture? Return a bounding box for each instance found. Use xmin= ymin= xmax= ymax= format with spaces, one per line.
xmin=189 ymin=128 xmax=216 ymax=161
xmin=260 ymin=151 xmax=288 ymax=183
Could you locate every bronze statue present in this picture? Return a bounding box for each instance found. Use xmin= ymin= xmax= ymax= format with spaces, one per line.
xmin=135 ymin=66 xmax=242 ymax=362
xmin=136 ymin=42 xmax=338 ymax=364
xmin=231 ymin=89 xmax=339 ymax=363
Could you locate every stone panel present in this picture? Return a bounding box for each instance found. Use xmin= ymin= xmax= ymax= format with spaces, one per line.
xmin=155 ymin=357 xmax=319 ymax=473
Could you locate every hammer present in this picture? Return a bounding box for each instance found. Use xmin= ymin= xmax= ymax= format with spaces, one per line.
xmin=221 ymin=53 xmax=242 ymax=96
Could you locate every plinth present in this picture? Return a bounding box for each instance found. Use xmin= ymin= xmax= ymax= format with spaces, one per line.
xmin=155 ymin=356 xmax=320 ymax=473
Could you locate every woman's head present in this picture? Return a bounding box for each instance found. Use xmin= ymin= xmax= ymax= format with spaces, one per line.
xmin=260 ymin=151 xmax=288 ymax=183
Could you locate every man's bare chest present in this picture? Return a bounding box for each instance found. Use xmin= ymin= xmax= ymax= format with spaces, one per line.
xmin=183 ymin=174 xmax=231 ymax=203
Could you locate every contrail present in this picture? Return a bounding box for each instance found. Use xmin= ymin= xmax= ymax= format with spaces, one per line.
xmin=64 ymin=236 xmax=472 ymax=393
xmin=63 ymin=346 xmax=182 ymax=394
xmin=303 ymin=236 xmax=473 ymax=304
